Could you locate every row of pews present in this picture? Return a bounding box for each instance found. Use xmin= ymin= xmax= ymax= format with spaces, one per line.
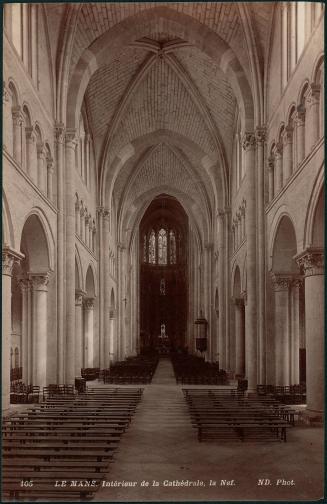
xmin=171 ymin=353 xmax=228 ymax=384
xmin=183 ymin=388 xmax=296 ymax=443
xmin=257 ymin=384 xmax=306 ymax=404
xmin=102 ymin=355 xmax=159 ymax=384
xmin=2 ymin=387 xmax=143 ymax=501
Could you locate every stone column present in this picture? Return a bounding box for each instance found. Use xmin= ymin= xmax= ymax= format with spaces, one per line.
xmin=103 ymin=210 xmax=111 ymax=368
xmin=291 ymin=278 xmax=302 ymax=385
xmin=65 ymin=130 xmax=77 ymax=384
xmin=234 ymin=298 xmax=245 ymax=376
xmin=224 ymin=208 xmax=231 ymax=369
xmin=85 ymin=134 xmax=91 ymax=185
xmin=256 ymin=127 xmax=266 ymax=384
xmin=296 ymin=106 xmax=305 ymax=166
xmin=79 ymin=204 xmax=85 ymax=242
xmin=271 ymin=274 xmax=292 ymax=386
xmin=268 ymin=156 xmax=274 ymax=202
xmin=37 ymin=143 xmax=46 ymax=193
xmin=75 ymin=199 xmax=80 ymax=236
xmin=75 ymin=290 xmax=85 ymax=377
xmin=2 ymin=247 xmax=24 ymax=409
xmin=217 ymin=211 xmax=225 ymax=370
xmin=242 ymin=133 xmax=257 ymax=391
xmin=89 ymin=219 xmax=93 ymax=250
xmin=3 ymin=82 xmax=11 ymax=152
xmin=84 ymin=298 xmax=95 ymax=368
xmin=55 ymin=123 xmax=65 ymax=383
xmin=274 ymin=143 xmax=283 ymax=193
xmin=25 ymin=126 xmax=37 ymax=182
xmin=12 ymin=107 xmax=23 ymax=165
xmin=296 ymin=249 xmax=324 ymax=417
xmin=85 ymin=214 xmax=89 ymax=247
xmin=307 ymin=84 xmax=321 ymax=150
xmin=97 ymin=208 xmax=105 ymax=368
xmin=47 ymin=159 xmax=54 ymax=202
xmin=30 ymin=272 xmax=51 ymax=388
xmin=18 ymin=277 xmax=30 ymax=385
xmin=282 ymin=127 xmax=293 ymax=182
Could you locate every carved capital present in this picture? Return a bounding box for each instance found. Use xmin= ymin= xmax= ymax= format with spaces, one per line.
xmin=3 ymin=81 xmax=10 ymax=103
xmin=17 ymin=276 xmax=31 ymax=293
xmin=2 ymin=246 xmax=24 ymax=276
xmin=29 ymin=272 xmax=51 ymax=290
xmin=296 ymin=105 xmax=306 ymax=124
xmin=12 ymin=107 xmax=24 ymax=127
xmin=36 ymin=142 xmax=46 ymax=158
xmin=84 ymin=298 xmax=95 ymax=310
xmin=282 ymin=126 xmax=293 ymax=145
xmin=97 ymin=206 xmax=105 ymax=218
xmin=25 ymin=126 xmax=36 ymax=143
xmin=295 ymin=248 xmax=324 ymax=277
xmin=255 ymin=126 xmax=266 ymax=145
xmin=75 ymin=289 xmax=86 ymax=306
xmin=274 ymin=142 xmax=283 ymax=157
xmin=242 ymin=132 xmax=256 ymax=151
xmin=268 ymin=156 xmax=274 ymax=172
xmin=65 ymin=128 xmax=78 ymax=149
xmin=103 ymin=209 xmax=110 ymax=221
xmin=270 ymin=273 xmax=292 ymax=291
xmin=291 ymin=276 xmax=304 ymax=289
xmin=54 ymin=123 xmax=65 ymax=144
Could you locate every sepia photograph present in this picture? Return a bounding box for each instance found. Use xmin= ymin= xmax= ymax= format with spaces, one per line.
xmin=2 ymin=1 xmax=325 ymax=502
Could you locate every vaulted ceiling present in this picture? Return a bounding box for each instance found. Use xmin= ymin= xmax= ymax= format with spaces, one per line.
xmin=57 ymin=2 xmax=275 ymax=240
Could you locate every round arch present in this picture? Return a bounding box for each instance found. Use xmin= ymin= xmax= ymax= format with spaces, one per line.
xmin=303 ymin=165 xmax=324 ymax=249
xmin=2 ymin=190 xmax=15 ymax=248
xmin=268 ymin=206 xmax=298 ymax=271
xmin=85 ymin=264 xmax=97 ymax=298
xmin=270 ymin=215 xmax=299 ymax=275
xmin=75 ymin=245 xmax=84 ymax=291
xmin=20 ymin=210 xmax=54 ymax=272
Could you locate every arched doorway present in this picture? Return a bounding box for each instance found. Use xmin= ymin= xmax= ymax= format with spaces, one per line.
xmin=139 ymin=195 xmax=188 ymax=354
xmin=18 ymin=214 xmax=51 ymax=387
xmin=232 ymin=266 xmax=245 ymax=377
xmin=271 ymin=215 xmax=303 ymax=387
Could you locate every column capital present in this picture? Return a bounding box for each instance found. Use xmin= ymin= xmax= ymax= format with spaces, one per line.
xmin=103 ymin=209 xmax=110 ymax=221
xmin=3 ymin=81 xmax=10 ymax=103
xmin=25 ymin=126 xmax=36 ymax=142
xmin=291 ymin=276 xmax=304 ymax=288
xmin=29 ymin=272 xmax=51 ymax=291
xmin=36 ymin=142 xmax=46 ymax=158
xmin=241 ymin=291 xmax=247 ymax=305
xmin=295 ymin=105 xmax=306 ymax=124
xmin=84 ymin=297 xmax=95 ymax=310
xmin=242 ymin=132 xmax=256 ymax=151
xmin=274 ymin=142 xmax=283 ymax=157
xmin=2 ymin=246 xmax=24 ymax=276
xmin=17 ymin=275 xmax=31 ymax=292
xmin=255 ymin=126 xmax=266 ymax=145
xmin=97 ymin=206 xmax=105 ymax=217
xmin=295 ymin=247 xmax=324 ymax=276
xmin=268 ymin=156 xmax=274 ymax=171
xmin=12 ymin=106 xmax=24 ymax=126
xmin=65 ymin=128 xmax=78 ymax=149
xmin=75 ymin=289 xmax=86 ymax=306
xmin=54 ymin=123 xmax=65 ymax=144
xmin=270 ymin=272 xmax=292 ymax=291
xmin=306 ymin=83 xmax=321 ymax=104
xmin=282 ymin=126 xmax=293 ymax=145
xmin=47 ymin=158 xmax=54 ymax=173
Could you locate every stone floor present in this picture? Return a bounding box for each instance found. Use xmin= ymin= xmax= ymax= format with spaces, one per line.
xmin=95 ymin=357 xmax=324 ymax=502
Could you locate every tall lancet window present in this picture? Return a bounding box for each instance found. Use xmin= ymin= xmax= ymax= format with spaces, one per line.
xmin=169 ymin=230 xmax=176 ymax=264
xmin=158 ymin=228 xmax=167 ymax=265
xmin=143 ymin=234 xmax=147 ymax=262
xmin=149 ymin=230 xmax=156 ymax=264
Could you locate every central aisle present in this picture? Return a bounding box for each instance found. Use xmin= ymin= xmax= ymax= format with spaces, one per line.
xmin=95 ymin=357 xmax=323 ymax=502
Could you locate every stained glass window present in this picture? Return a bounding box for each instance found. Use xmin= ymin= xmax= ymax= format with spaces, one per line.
xmin=158 ymin=228 xmax=167 ymax=265
xmin=169 ymin=230 xmax=176 ymax=264
xmin=143 ymin=234 xmax=147 ymax=262
xmin=149 ymin=230 xmax=156 ymax=264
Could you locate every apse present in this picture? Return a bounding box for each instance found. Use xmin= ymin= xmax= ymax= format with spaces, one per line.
xmin=139 ymin=194 xmax=188 ymax=353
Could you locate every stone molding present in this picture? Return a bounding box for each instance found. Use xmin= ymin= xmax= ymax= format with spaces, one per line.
xmin=2 ymin=246 xmax=24 ymax=276
xmin=295 ymin=248 xmax=324 ymax=277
